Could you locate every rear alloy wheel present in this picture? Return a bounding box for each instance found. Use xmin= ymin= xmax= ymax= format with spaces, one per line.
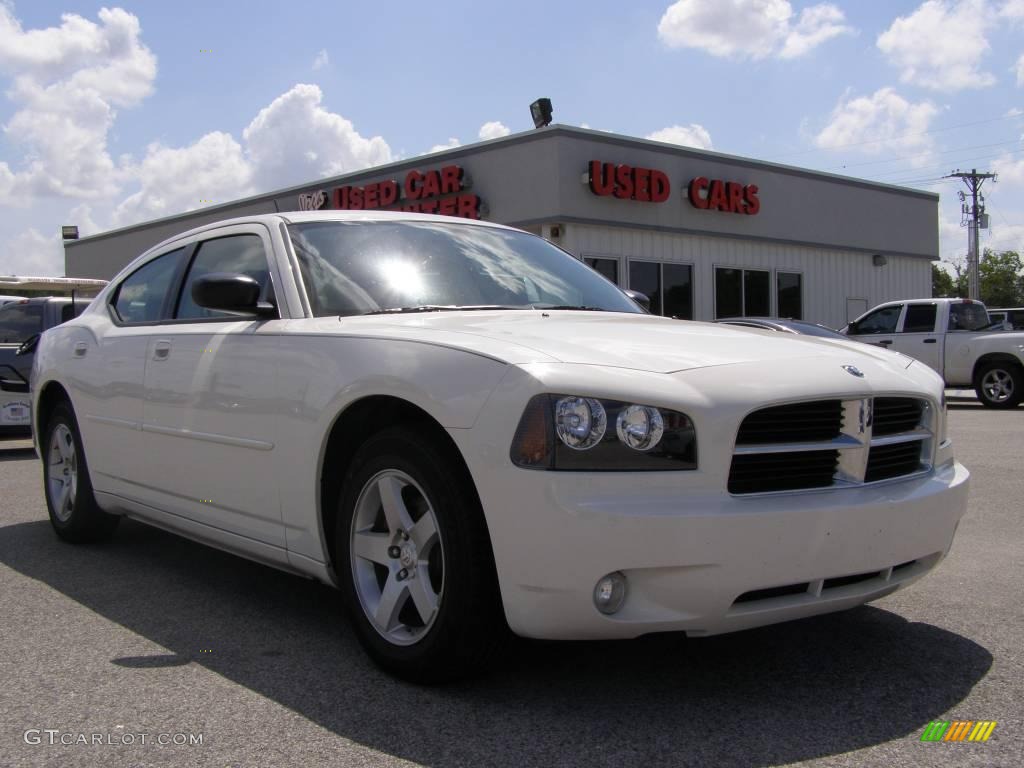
xmin=336 ymin=427 xmax=505 ymax=682
xmin=43 ymin=403 xmax=120 ymax=542
xmin=975 ymin=362 xmax=1024 ymax=409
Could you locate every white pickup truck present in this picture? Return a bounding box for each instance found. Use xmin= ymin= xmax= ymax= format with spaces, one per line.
xmin=843 ymin=298 xmax=1024 ymax=408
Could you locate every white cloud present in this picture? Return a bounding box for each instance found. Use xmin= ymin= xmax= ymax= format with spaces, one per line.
xmin=242 ymin=83 xmax=391 ymax=191
xmin=112 ymin=132 xmax=253 ymax=227
xmin=1000 ymin=0 xmax=1024 ymax=18
xmin=427 ymin=137 xmax=461 ymax=154
xmin=1016 ymin=53 xmax=1024 ymax=86
xmin=478 ymin=121 xmax=510 ymax=140
xmin=814 ymin=87 xmax=939 ymax=156
xmin=657 ymin=0 xmax=851 ymax=60
xmin=993 ymin=151 xmax=1024 ymax=186
xmin=0 ymin=6 xmax=156 ymax=202
xmin=110 ymin=83 xmax=393 ymax=227
xmin=646 ymin=124 xmax=714 ymax=149
xmin=877 ymin=1 xmax=995 ymax=91
xmin=2 ymin=228 xmax=64 ymax=276
xmin=312 ymin=49 xmax=328 ymax=71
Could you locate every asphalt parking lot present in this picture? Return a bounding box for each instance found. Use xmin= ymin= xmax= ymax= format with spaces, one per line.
xmin=1 ymin=403 xmax=1021 ymax=768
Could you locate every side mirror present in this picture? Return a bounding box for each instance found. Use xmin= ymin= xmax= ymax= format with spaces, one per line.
xmin=15 ymin=333 xmax=39 ymax=356
xmin=844 ymin=323 xmax=857 ymax=335
xmin=191 ymin=273 xmax=276 ymax=317
xmin=623 ymin=289 xmax=651 ymax=313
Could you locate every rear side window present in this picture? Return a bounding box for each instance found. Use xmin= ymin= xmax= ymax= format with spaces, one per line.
xmin=0 ymin=303 xmax=43 ymax=343
xmin=949 ymin=303 xmax=990 ymax=331
xmin=175 ymin=234 xmax=271 ymax=320
xmin=901 ymin=304 xmax=937 ymax=333
xmin=854 ymin=305 xmax=902 ymax=334
xmin=113 ymin=248 xmax=186 ymax=323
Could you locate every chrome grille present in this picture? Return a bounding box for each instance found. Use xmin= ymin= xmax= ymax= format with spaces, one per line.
xmin=729 ymin=396 xmax=932 ymax=495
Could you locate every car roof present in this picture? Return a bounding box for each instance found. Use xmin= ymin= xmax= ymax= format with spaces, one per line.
xmin=143 ymin=210 xmax=523 ymax=258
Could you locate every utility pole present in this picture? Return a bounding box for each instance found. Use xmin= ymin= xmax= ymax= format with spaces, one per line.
xmin=946 ymin=168 xmax=995 ymax=300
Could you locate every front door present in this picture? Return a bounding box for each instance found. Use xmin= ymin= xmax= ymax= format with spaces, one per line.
xmin=890 ymin=303 xmax=941 ymax=374
xmin=139 ymin=227 xmax=286 ymax=547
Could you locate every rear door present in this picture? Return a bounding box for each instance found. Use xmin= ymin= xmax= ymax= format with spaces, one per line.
xmin=138 ymin=224 xmax=286 ymax=547
xmin=891 ymin=302 xmax=941 ymax=373
xmin=75 ymin=248 xmax=187 ymax=495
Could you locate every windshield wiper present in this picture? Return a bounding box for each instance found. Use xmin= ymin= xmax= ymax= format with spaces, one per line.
xmin=532 ymin=304 xmax=607 ymax=311
xmin=353 ymin=304 xmax=530 ymax=316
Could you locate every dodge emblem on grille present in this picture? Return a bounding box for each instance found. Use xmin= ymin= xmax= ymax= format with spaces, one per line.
xmin=842 ymin=365 xmax=865 ymax=378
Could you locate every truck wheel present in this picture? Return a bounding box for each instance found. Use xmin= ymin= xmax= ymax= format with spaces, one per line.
xmin=335 ymin=426 xmax=506 ymax=683
xmin=43 ymin=402 xmax=120 ymax=542
xmin=974 ymin=362 xmax=1024 ymax=409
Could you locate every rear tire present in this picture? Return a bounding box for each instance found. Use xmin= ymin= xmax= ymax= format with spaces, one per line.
xmin=335 ymin=426 xmax=506 ymax=683
xmin=42 ymin=402 xmax=119 ymax=543
xmin=974 ymin=362 xmax=1023 ymax=409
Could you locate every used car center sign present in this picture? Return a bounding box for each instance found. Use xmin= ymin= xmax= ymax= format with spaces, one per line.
xmin=297 ymin=164 xmax=484 ymax=219
xmin=586 ymin=160 xmax=760 ymax=215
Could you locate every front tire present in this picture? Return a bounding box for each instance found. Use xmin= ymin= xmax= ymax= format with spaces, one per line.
xmin=43 ymin=403 xmax=119 ymax=542
xmin=335 ymin=427 xmax=505 ymax=682
xmin=974 ymin=362 xmax=1023 ymax=409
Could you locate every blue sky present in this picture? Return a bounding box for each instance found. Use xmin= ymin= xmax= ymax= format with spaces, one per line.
xmin=1 ymin=0 xmax=1022 ymax=276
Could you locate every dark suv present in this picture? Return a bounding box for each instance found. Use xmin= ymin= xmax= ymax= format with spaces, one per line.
xmin=0 ymin=298 xmax=90 ymax=437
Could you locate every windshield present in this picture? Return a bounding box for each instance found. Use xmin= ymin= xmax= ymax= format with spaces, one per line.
xmin=287 ymin=220 xmax=642 ymax=317
xmin=949 ymin=303 xmax=991 ymax=331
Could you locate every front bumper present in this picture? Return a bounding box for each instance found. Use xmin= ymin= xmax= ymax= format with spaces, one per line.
xmin=463 ymin=452 xmax=969 ymax=640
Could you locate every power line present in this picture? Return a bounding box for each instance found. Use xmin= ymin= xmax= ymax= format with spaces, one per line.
xmin=828 ymin=138 xmax=1023 ymax=171
xmin=769 ymin=111 xmax=1024 ymax=160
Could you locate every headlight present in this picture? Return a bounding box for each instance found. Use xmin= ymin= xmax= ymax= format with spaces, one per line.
xmin=510 ymin=394 xmax=697 ymax=470
xmin=554 ymin=397 xmax=606 ymax=449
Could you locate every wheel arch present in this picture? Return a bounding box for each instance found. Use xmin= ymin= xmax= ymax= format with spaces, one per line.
xmin=972 ymin=353 xmax=1024 ymax=383
xmin=34 ymin=379 xmax=74 ymax=444
xmin=317 ymin=395 xmax=490 ymax=579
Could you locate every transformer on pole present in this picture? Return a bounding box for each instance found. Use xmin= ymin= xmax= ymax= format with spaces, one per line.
xmin=946 ymin=168 xmax=996 ymax=300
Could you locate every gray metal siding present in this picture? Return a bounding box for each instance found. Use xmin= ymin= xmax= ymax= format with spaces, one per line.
xmin=566 ymin=223 xmax=930 ymax=329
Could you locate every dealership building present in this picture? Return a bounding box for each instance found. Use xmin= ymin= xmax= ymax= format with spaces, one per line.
xmin=64 ymin=125 xmax=938 ymax=329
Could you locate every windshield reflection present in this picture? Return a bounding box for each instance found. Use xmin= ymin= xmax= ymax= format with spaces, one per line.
xmin=287 ymin=220 xmax=641 ymax=317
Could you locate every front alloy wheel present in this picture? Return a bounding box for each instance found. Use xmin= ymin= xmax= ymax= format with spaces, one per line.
xmin=336 ymin=427 xmax=505 ymax=682
xmin=350 ymin=470 xmax=445 ymax=646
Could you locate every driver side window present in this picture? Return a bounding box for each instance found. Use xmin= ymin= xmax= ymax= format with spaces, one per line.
xmin=853 ymin=305 xmax=902 ymax=334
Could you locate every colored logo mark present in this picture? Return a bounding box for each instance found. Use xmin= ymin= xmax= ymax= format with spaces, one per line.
xmin=920 ymin=720 xmax=997 ymax=742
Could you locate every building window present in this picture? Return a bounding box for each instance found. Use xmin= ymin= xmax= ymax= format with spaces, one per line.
xmin=715 ymin=267 xmax=770 ymax=318
xmin=628 ymin=260 xmax=693 ymax=319
xmin=584 ymin=257 xmax=619 ymax=285
xmin=777 ymin=272 xmax=802 ymax=319
xmin=663 ymin=263 xmax=693 ymax=319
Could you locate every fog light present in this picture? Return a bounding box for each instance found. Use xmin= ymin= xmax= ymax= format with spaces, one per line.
xmin=593 ymin=571 xmax=628 ymax=615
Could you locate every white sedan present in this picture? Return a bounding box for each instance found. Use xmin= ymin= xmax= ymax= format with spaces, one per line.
xmin=32 ymin=211 xmax=969 ymax=681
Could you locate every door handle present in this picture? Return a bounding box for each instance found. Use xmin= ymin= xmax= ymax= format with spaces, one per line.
xmin=923 ymin=338 xmax=937 ymax=344
xmin=153 ymin=340 xmax=171 ymax=360
xmin=877 ymin=340 xmax=893 ymax=346
xmin=73 ymin=342 xmax=87 ymax=358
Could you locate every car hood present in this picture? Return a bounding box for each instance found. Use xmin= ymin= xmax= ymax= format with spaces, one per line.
xmin=293 ymin=311 xmax=913 ymax=374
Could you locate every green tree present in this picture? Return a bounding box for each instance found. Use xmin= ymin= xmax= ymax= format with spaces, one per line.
xmin=979 ymin=249 xmax=1024 ymax=307
xmin=932 ymin=264 xmax=955 ymax=297
xmin=932 ymin=258 xmax=965 ymax=298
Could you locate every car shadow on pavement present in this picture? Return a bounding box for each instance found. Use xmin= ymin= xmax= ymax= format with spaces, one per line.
xmin=0 ymin=517 xmax=992 ymax=768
